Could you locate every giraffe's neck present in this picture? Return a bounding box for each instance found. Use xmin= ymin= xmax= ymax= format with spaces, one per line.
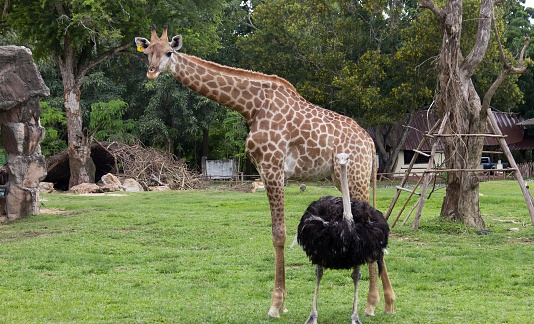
xmin=169 ymin=53 xmax=298 ymax=121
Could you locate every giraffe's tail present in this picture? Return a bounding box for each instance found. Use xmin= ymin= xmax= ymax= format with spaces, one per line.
xmin=372 ymin=152 xmax=377 ymax=208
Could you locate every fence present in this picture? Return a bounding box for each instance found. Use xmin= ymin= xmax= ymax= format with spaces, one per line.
xmin=517 ymin=162 xmax=534 ymax=179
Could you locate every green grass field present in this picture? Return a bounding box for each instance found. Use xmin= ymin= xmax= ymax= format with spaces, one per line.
xmin=0 ymin=180 xmax=533 ymax=323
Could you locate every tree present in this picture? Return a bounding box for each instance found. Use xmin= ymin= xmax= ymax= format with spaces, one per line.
xmin=2 ymin=0 xmax=227 ymax=187
xmin=420 ymin=0 xmax=530 ymax=228
xmin=2 ymin=0 xmax=152 ymax=187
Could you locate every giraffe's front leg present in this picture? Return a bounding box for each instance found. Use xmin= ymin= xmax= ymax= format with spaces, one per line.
xmin=265 ymin=179 xmax=288 ymax=318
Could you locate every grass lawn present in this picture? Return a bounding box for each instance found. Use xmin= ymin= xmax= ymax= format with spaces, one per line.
xmin=0 ymin=180 xmax=533 ymax=323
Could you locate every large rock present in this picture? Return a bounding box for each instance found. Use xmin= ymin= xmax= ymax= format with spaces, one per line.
xmin=69 ymin=183 xmax=102 ymax=194
xmin=100 ymin=173 xmax=123 ymax=192
xmin=122 ymin=178 xmax=144 ymax=192
xmin=0 ymin=46 xmax=49 ymax=111
xmin=0 ymin=46 xmax=49 ymax=221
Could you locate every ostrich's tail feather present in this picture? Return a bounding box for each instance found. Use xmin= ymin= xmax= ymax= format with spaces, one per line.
xmin=289 ymin=232 xmax=298 ymax=248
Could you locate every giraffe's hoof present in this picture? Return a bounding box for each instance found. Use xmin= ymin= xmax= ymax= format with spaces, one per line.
xmin=267 ymin=306 xmax=280 ymax=318
xmin=363 ymin=310 xmax=375 ymax=317
xmin=267 ymin=306 xmax=287 ymax=318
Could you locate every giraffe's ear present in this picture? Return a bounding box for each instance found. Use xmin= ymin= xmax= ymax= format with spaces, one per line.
xmin=170 ymin=35 xmax=182 ymax=51
xmin=134 ymin=37 xmax=150 ymax=52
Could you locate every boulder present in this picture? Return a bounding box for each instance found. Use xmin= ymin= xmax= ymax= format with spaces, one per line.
xmin=38 ymin=182 xmax=55 ymax=193
xmin=122 ymin=178 xmax=144 ymax=192
xmin=101 ymin=173 xmax=123 ymax=192
xmin=69 ymin=183 xmax=102 ymax=194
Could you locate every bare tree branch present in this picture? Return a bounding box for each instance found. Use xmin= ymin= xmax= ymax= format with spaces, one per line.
xmin=2 ymin=0 xmax=9 ymax=19
xmin=482 ymin=14 xmax=530 ymax=110
xmin=461 ymin=0 xmax=494 ymax=78
xmin=419 ymin=0 xmax=445 ymax=20
xmin=75 ymin=43 xmax=132 ymax=85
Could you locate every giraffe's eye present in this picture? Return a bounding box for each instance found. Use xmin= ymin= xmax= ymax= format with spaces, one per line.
xmin=166 ymin=51 xmax=172 ymax=57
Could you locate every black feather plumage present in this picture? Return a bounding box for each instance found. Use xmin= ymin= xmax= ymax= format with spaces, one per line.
xmin=297 ymin=196 xmax=389 ymax=271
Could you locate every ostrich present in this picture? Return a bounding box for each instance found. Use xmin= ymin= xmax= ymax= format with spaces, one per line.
xmin=297 ymin=153 xmax=391 ymax=324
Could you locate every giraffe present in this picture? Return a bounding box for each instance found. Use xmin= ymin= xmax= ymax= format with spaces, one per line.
xmin=135 ymin=25 xmax=395 ymax=319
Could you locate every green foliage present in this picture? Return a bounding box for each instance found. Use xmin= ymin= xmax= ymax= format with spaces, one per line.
xmin=334 ymin=51 xmax=396 ymax=123
xmin=2 ymin=0 xmax=230 ymax=167
xmin=39 ymin=102 xmax=68 ymax=156
xmin=208 ymin=110 xmax=248 ymax=160
xmin=503 ymin=0 xmax=534 ymax=118
xmin=89 ymin=100 xmax=136 ymax=142
xmin=5 ymin=0 xmax=150 ymax=59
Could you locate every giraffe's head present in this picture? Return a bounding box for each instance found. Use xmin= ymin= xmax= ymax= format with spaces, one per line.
xmin=135 ymin=25 xmax=182 ymax=80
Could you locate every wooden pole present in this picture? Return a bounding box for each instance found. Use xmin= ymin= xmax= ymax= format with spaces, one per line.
xmin=412 ymin=111 xmax=450 ymax=230
xmin=391 ymin=176 xmax=424 ymax=228
xmin=385 ymin=118 xmax=442 ymax=220
xmin=486 ymin=108 xmax=534 ymax=225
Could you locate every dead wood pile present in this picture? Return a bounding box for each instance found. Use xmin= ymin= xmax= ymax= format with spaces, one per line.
xmin=45 ymin=141 xmax=206 ymax=190
xmin=100 ymin=141 xmax=205 ymax=190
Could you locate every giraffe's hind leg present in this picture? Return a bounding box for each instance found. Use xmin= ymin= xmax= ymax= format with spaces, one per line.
xmin=380 ymin=258 xmax=396 ymax=314
xmin=364 ymin=261 xmax=379 ymax=316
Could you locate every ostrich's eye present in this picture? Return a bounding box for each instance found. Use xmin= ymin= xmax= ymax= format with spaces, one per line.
xmin=166 ymin=51 xmax=172 ymax=57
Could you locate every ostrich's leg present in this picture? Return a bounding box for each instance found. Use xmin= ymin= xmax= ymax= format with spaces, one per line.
xmin=305 ymin=265 xmax=323 ymax=324
xmin=364 ymin=261 xmax=380 ymax=316
xmin=380 ymin=258 xmax=396 ymax=314
xmin=351 ymin=265 xmax=362 ymax=324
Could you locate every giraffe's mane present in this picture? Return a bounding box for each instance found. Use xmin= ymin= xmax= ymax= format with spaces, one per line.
xmin=181 ymin=53 xmax=301 ymax=96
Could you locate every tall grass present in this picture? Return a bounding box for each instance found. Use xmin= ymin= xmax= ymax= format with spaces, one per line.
xmin=0 ymin=180 xmax=533 ymax=323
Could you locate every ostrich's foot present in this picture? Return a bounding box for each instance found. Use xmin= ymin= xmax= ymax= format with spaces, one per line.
xmin=351 ymin=314 xmax=362 ymax=324
xmin=304 ymin=314 xmax=318 ymax=324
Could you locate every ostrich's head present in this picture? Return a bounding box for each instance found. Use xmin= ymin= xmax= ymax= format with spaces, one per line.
xmin=336 ymin=153 xmax=350 ymax=166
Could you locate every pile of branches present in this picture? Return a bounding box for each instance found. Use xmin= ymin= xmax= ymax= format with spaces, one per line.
xmin=101 ymin=141 xmax=206 ymax=190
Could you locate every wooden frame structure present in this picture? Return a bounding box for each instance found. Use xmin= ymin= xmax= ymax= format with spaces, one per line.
xmin=385 ymin=108 xmax=534 ymax=230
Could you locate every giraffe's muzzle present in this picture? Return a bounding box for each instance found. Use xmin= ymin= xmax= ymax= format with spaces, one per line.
xmin=147 ymin=67 xmax=159 ymax=80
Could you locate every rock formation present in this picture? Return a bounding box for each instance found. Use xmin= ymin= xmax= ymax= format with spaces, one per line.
xmin=0 ymin=46 xmax=49 ymax=221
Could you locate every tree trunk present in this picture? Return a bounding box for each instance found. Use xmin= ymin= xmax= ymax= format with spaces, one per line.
xmin=63 ymin=84 xmax=96 ymax=188
xmin=421 ymin=0 xmax=529 ymax=228
xmin=57 ymin=39 xmax=95 ymax=189
xmin=374 ymin=114 xmax=414 ymax=176
xmin=421 ymin=0 xmax=494 ymax=228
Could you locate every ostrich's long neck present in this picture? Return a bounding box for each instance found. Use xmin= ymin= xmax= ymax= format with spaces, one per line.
xmin=340 ymin=163 xmax=353 ymax=222
xmin=170 ymin=53 xmax=297 ymax=122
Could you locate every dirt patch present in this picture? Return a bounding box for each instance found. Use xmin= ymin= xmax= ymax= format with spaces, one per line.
xmin=40 ymin=208 xmax=76 ymax=216
xmin=75 ymin=193 xmax=129 ymax=197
